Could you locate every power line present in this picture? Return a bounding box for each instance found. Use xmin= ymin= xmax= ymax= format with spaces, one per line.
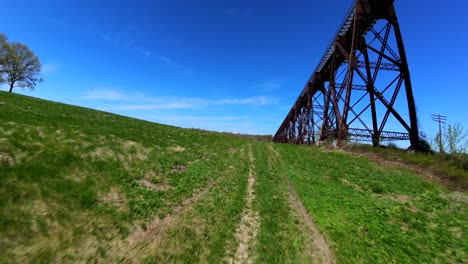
xmin=431 ymin=114 xmax=446 ymax=154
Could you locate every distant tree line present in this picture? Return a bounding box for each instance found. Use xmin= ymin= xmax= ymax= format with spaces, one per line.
xmin=0 ymin=33 xmax=43 ymax=93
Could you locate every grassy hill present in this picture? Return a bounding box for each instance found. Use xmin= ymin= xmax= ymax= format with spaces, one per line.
xmin=0 ymin=91 xmax=466 ymax=263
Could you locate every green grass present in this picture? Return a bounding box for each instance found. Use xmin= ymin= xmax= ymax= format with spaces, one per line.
xmin=275 ymin=144 xmax=467 ymax=263
xmin=252 ymin=143 xmax=314 ymax=263
xmin=138 ymin=143 xmax=250 ymax=263
xmin=344 ymin=143 xmax=468 ymax=190
xmin=1 ymin=91 xmax=467 ymax=263
xmin=0 ymin=92 xmax=253 ymax=261
xmin=0 ymin=92 xmax=310 ymax=262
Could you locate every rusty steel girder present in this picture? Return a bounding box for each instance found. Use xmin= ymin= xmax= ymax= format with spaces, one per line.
xmin=273 ymin=0 xmax=419 ymax=148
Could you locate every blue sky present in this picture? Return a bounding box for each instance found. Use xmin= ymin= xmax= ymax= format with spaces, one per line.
xmin=1 ymin=0 xmax=467 ymax=141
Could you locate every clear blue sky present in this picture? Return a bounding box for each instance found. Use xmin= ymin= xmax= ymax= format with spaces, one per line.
xmin=1 ymin=0 xmax=467 ymax=140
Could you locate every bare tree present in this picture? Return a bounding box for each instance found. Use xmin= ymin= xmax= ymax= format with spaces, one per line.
xmin=1 ymin=38 xmax=43 ymax=93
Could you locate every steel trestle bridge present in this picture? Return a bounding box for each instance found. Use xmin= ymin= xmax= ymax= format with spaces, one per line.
xmin=273 ymin=0 xmax=419 ymax=148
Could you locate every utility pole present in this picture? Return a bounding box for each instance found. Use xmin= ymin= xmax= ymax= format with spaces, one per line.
xmin=431 ymin=114 xmax=446 ymax=154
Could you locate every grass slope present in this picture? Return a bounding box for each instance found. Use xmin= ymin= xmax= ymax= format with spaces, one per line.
xmin=276 ymin=145 xmax=467 ymax=263
xmin=0 ymin=91 xmax=466 ymax=263
xmin=343 ymin=144 xmax=468 ymax=191
xmin=0 ymin=92 xmax=310 ymax=262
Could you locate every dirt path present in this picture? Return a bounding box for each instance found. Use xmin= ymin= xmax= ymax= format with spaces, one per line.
xmin=346 ymin=150 xmax=465 ymax=191
xmin=228 ymin=145 xmax=260 ymax=264
xmin=268 ymin=142 xmax=281 ymax=158
xmin=287 ymin=181 xmax=336 ymax=264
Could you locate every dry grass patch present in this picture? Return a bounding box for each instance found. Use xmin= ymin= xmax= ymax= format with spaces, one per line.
xmin=29 ymin=199 xmax=53 ymax=217
xmin=54 ymin=129 xmax=67 ymax=141
xmin=0 ymin=152 xmax=15 ymax=167
xmin=340 ymin=178 xmax=364 ymax=192
xmin=83 ymin=139 xmax=151 ymax=165
xmin=372 ymin=193 xmax=412 ymax=204
xmin=137 ymin=171 xmax=174 ymax=192
xmin=120 ymin=140 xmax=151 ymax=161
xmin=390 ymin=194 xmax=411 ymax=203
xmin=441 ymin=192 xmax=468 ymax=205
xmin=99 ymin=187 xmax=127 ymax=209
xmin=449 ymin=227 xmax=464 ymax=239
xmin=86 ymin=147 xmax=116 ymax=160
xmin=108 ymin=180 xmax=217 ymax=261
xmin=228 ymin=148 xmax=237 ymax=155
xmin=8 ymin=200 xmax=117 ymax=262
xmin=137 ymin=178 xmax=174 ymax=192
xmin=387 ymin=219 xmax=410 ymax=232
xmin=2 ymin=129 xmax=15 ymax=136
xmin=65 ymin=168 xmax=89 ymax=183
xmin=172 ymin=164 xmax=187 ymax=172
xmin=36 ymin=127 xmax=46 ymax=139
xmin=168 ymin=145 xmax=186 ymax=152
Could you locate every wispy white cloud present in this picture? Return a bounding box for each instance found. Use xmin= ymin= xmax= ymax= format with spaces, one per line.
xmin=94 ymin=28 xmax=164 ymax=61
xmin=219 ymin=96 xmax=278 ymax=105
xmin=42 ymin=63 xmax=60 ymax=74
xmin=49 ymin=19 xmax=88 ymax=33
xmin=158 ymin=55 xmax=186 ymax=69
xmin=159 ymin=56 xmax=174 ymax=65
xmin=158 ymin=56 xmax=194 ymax=75
xmin=49 ymin=19 xmax=189 ymax=72
xmin=143 ymin=49 xmax=153 ymax=56
xmin=104 ymin=102 xmax=197 ymax=110
xmin=79 ymin=88 xmax=278 ymax=109
xmin=252 ymin=81 xmax=281 ymax=91
xmin=81 ymin=89 xmax=124 ymax=101
xmin=226 ymin=7 xmax=254 ymax=19
xmin=146 ymin=115 xmax=243 ymax=122
xmin=50 ymin=19 xmax=156 ymax=59
xmin=124 ymin=39 xmax=135 ymax=49
xmin=69 ymin=88 xmax=280 ymax=134
xmin=100 ymin=33 xmax=112 ymax=42
xmin=143 ymin=114 xmax=260 ymax=134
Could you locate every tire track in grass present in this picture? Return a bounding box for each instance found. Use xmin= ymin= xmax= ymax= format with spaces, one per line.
xmin=287 ymin=181 xmax=336 ymax=264
xmin=108 ymin=179 xmax=219 ymax=260
xmin=270 ymin=143 xmax=335 ymax=263
xmin=228 ymin=144 xmax=260 ymax=264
